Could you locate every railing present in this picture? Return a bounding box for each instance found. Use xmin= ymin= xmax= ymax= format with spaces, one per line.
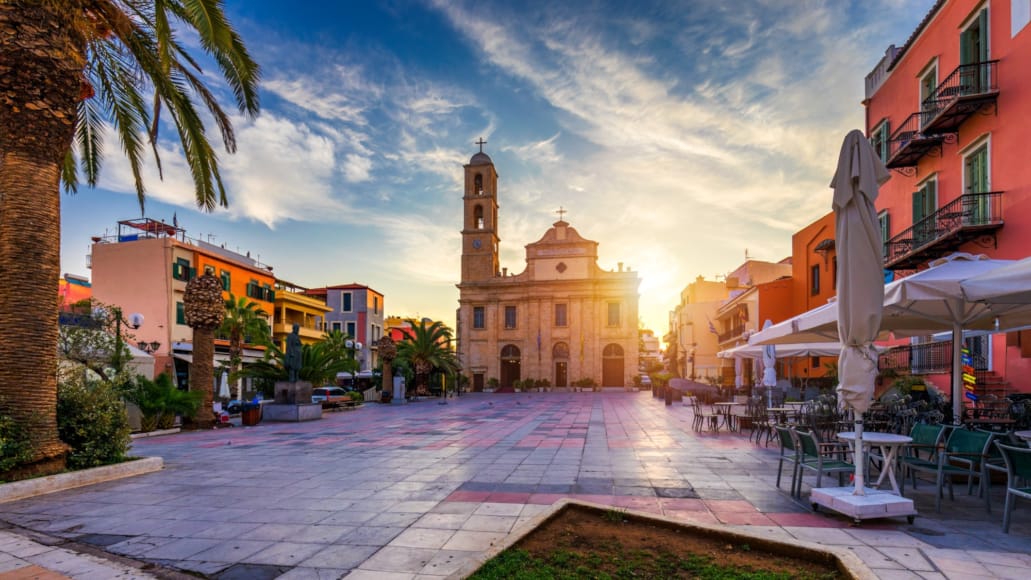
xmin=922 ymin=60 xmax=998 ymax=119
xmin=884 ymin=191 xmax=1003 ymax=266
xmin=879 ymin=340 xmax=988 ymax=383
xmin=246 ymin=283 xmax=275 ymax=302
xmin=717 ymin=324 xmax=746 ymax=343
xmin=886 ymin=111 xmax=938 ymax=163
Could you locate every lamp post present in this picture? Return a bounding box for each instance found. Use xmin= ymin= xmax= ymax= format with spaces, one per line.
xmin=107 ymin=307 xmax=143 ymax=373
xmin=137 ymin=341 xmax=162 ymax=354
xmin=344 ymin=338 xmax=363 ymax=377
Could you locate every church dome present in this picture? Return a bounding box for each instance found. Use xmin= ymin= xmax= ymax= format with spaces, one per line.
xmin=469 ymin=151 xmax=493 ymax=165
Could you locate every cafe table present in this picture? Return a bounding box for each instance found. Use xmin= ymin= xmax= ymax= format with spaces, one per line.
xmin=1015 ymin=430 xmax=1031 ymax=442
xmin=712 ymin=402 xmax=743 ymax=431
xmin=837 ymin=431 xmax=912 ymax=495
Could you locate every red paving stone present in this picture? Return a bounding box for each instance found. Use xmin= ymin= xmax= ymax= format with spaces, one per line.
xmin=658 ymin=498 xmax=707 ymax=511
xmin=663 ymin=510 xmax=721 ymax=525
xmin=704 ymin=500 xmax=758 ymax=513
xmin=766 ymin=512 xmax=851 ymax=528
xmin=446 ymin=490 xmax=491 ymax=502
xmin=487 ymin=491 xmax=532 ymax=503
xmin=713 ymin=511 xmax=777 ymax=526
xmin=527 ymin=493 xmax=566 ymax=505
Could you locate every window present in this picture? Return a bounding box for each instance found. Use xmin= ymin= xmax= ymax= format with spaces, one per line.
xmin=342 ymin=292 xmax=352 ymax=312
xmin=220 ymin=269 xmax=231 ymax=291
xmin=473 ymin=306 xmax=485 ymax=329
xmin=870 ymin=120 xmax=890 ymax=162
xmin=474 ymin=205 xmax=484 ymax=229
xmin=811 ymin=264 xmax=821 ymax=296
xmin=964 ymin=141 xmax=990 ymax=224
xmin=912 ymin=178 xmax=937 ymax=244
xmin=961 ymin=7 xmax=990 ymax=92
xmin=919 ymin=64 xmax=937 ymax=110
xmin=332 ymin=321 xmax=342 ymax=332
xmin=878 ymin=210 xmax=891 ymax=257
xmin=1013 ymin=0 xmax=1030 ymax=37
xmin=346 ymin=321 xmax=356 ymax=338
xmin=554 ymin=303 xmax=568 ymax=327
xmin=504 ymin=306 xmax=517 ymax=329
xmin=172 ymin=258 xmax=193 ymax=281
xmin=607 ymin=302 xmax=621 ymax=327
xmin=176 ymin=302 xmax=186 ymax=325
xmin=373 ymin=296 xmax=379 ymax=314
xmin=474 ymin=173 xmax=483 ymax=194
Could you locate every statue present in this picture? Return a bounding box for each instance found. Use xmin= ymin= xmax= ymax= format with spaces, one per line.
xmin=285 ymin=324 xmax=302 ymax=382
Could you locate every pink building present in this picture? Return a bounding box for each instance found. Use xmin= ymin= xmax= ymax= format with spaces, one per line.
xmin=864 ymin=0 xmax=1031 ymax=397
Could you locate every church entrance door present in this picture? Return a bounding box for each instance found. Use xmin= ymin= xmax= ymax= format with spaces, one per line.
xmin=500 ymin=345 xmax=521 ymax=391
xmin=602 ymin=343 xmax=624 ymax=387
xmin=555 ymin=362 xmax=568 ymax=387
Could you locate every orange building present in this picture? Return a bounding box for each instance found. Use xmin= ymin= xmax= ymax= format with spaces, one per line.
xmin=91 ymin=218 xmax=274 ymax=384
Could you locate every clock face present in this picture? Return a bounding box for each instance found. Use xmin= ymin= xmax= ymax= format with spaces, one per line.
xmin=472 ymin=239 xmax=482 ymax=250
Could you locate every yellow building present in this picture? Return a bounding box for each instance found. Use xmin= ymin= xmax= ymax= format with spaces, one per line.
xmin=456 ymin=148 xmax=640 ymax=391
xmin=273 ymin=280 xmax=331 ymax=349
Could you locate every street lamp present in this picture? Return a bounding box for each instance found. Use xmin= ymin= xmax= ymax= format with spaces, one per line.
xmin=98 ymin=307 xmax=143 ymax=372
xmin=344 ymin=339 xmax=363 ymax=371
xmin=137 ymin=341 xmax=162 ymax=354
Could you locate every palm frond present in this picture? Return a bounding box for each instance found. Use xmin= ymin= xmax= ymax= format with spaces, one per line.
xmin=75 ymin=95 xmax=105 ymax=187
xmin=61 ymin=149 xmax=79 ymax=195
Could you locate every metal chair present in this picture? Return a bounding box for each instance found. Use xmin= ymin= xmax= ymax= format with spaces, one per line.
xmin=995 ymin=441 xmax=1031 ymax=534
xmin=898 ymin=423 xmax=947 ymax=494
xmin=905 ymin=427 xmax=995 ymax=513
xmin=794 ymin=428 xmax=855 ymax=497
xmin=773 ymin=425 xmax=801 ymax=496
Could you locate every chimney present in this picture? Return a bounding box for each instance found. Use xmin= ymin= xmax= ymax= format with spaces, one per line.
xmin=618 ymin=262 xmax=624 ymax=272
xmin=502 ymin=267 xmax=508 ymax=277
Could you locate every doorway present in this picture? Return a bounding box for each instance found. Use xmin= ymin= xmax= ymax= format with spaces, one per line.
xmin=553 ymin=342 xmax=569 ymax=387
xmin=500 ymin=344 xmax=521 ymax=389
xmin=602 ymin=343 xmax=624 ymax=387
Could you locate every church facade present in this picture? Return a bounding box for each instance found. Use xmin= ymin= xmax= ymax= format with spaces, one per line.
xmin=456 ymin=147 xmax=640 ymax=391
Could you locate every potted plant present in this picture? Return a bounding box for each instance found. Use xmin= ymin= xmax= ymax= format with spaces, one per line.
xmin=486 ymin=377 xmax=499 ymax=393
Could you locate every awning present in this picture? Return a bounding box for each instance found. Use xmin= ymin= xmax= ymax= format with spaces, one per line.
xmin=172 ymin=352 xmax=263 ymax=365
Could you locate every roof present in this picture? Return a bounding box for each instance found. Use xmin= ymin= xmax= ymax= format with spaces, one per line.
xmin=469 ymin=151 xmax=493 ymax=166
xmin=887 ymin=0 xmax=946 ymax=71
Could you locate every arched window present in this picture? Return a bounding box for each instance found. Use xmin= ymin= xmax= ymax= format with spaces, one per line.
xmin=501 ymin=344 xmax=521 ymax=360
xmin=474 ymin=174 xmax=483 ymax=194
xmin=602 ymin=344 xmax=624 ymax=358
xmin=474 ymin=205 xmax=484 ymax=229
xmin=552 ymin=342 xmax=569 ymax=359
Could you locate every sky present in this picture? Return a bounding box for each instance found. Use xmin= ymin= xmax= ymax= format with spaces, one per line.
xmin=60 ymin=0 xmax=938 ymax=338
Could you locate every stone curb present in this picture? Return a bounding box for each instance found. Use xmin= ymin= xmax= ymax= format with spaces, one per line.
xmin=448 ymin=498 xmax=878 ymax=580
xmin=0 ymin=457 xmax=163 ymax=504
xmin=130 ymin=428 xmax=181 ymax=439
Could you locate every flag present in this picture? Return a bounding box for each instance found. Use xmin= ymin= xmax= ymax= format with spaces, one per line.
xmin=707 ymin=317 xmax=718 ymax=335
xmin=172 ymin=212 xmax=179 ymax=228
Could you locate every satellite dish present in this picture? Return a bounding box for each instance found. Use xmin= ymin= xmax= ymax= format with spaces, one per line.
xmin=128 ymin=313 xmax=144 ymax=329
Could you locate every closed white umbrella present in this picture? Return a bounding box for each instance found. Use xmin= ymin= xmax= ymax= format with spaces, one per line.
xmin=832 ymin=129 xmax=890 ymax=496
xmin=760 ymin=320 xmax=777 ymax=409
xmin=218 ymin=370 xmax=230 ymax=399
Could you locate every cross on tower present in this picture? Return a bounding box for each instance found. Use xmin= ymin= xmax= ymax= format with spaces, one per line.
xmin=476 ymin=137 xmax=487 ymax=153
xmin=555 ymin=206 xmax=567 ymax=221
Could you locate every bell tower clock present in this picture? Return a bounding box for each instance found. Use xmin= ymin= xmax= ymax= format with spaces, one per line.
xmin=461 ymin=138 xmax=500 ymax=283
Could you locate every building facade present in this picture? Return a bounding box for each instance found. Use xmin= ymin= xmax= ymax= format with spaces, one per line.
xmin=303 ymin=284 xmax=385 ymax=371
xmin=273 ymin=281 xmax=331 ymax=349
xmin=865 ymin=0 xmax=1031 ymax=396
xmin=456 ymin=149 xmax=640 ymax=390
xmin=90 ymin=218 xmax=274 ymax=385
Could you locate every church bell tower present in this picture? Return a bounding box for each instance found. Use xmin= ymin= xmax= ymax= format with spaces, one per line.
xmin=461 ymin=139 xmax=500 ymax=282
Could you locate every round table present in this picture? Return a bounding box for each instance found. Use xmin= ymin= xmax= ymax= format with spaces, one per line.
xmin=1015 ymin=430 xmax=1031 ymax=442
xmin=712 ymin=402 xmax=743 ymax=431
xmin=837 ymin=432 xmax=912 ymax=495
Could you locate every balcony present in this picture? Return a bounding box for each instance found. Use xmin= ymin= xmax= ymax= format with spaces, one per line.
xmin=884 ymin=112 xmax=944 ymax=169
xmin=879 ymin=340 xmax=988 ymax=383
xmin=884 ymin=191 xmax=1003 ymax=270
xmin=717 ymin=323 xmax=746 ymax=344
xmin=921 ymin=61 xmax=999 ymax=136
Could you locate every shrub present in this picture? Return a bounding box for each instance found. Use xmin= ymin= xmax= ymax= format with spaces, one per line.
xmin=0 ymin=411 xmax=33 ymax=474
xmin=57 ymin=376 xmax=132 ymax=469
xmin=123 ymin=373 xmax=202 ymax=432
xmin=348 ymin=391 xmax=363 ymax=402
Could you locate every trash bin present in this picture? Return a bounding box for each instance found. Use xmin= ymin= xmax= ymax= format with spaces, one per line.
xmin=241 ymin=402 xmax=261 ymax=426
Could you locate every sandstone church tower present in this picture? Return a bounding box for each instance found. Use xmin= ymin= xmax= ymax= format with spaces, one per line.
xmin=460 ymin=140 xmax=500 ymax=283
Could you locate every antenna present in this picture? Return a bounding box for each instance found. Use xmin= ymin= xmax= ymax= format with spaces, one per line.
xmin=744 ymin=248 xmax=751 ymax=261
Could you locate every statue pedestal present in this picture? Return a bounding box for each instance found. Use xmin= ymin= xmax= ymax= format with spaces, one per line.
xmin=265 ymin=381 xmax=321 ymax=422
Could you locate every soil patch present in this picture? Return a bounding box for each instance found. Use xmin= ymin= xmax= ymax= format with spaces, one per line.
xmin=471 ymin=505 xmax=843 ymax=579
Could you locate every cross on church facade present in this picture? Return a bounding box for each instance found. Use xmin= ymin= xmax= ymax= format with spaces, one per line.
xmin=476 ymin=137 xmax=487 ymax=152
xmin=555 ymin=206 xmax=567 ymax=221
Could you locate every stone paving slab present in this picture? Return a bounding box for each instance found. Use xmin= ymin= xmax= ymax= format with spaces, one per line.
xmin=0 ymin=392 xmax=1027 ymax=579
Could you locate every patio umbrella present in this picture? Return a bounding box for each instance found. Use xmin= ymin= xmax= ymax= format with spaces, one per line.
xmin=218 ymin=370 xmax=230 ymax=399
xmin=760 ymin=320 xmax=777 ymax=409
xmin=962 ymin=256 xmax=1031 ymax=306
xmin=719 ymin=341 xmax=855 ymax=359
xmin=832 ymin=129 xmax=889 ymax=496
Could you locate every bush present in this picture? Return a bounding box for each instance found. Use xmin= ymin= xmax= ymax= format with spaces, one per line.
xmin=0 ymin=411 xmax=33 ymax=473
xmin=123 ymin=373 xmax=202 ymax=432
xmin=348 ymin=391 xmax=363 ymax=402
xmin=57 ymin=376 xmax=132 ymax=469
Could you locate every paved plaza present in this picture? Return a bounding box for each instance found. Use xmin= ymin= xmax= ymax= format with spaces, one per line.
xmin=0 ymin=392 xmax=1028 ymax=579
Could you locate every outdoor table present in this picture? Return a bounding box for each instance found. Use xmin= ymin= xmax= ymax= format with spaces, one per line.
xmin=767 ymin=407 xmax=794 ymax=424
xmin=837 ymin=431 xmax=912 ymax=495
xmin=712 ymin=402 xmax=743 ymax=431
xmin=783 ymin=401 xmax=807 ymax=407
xmin=1015 ymin=430 xmax=1031 ymax=442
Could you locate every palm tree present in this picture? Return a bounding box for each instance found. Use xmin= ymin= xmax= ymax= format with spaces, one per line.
xmin=219 ymin=294 xmax=269 ymax=401
xmin=376 ymin=336 xmax=397 ymax=395
xmin=395 ymin=320 xmax=458 ymax=395
xmin=0 ymin=2 xmax=259 ymax=470
xmin=183 ymin=273 xmax=224 ymax=429
xmin=241 ymin=341 xmax=357 ymax=389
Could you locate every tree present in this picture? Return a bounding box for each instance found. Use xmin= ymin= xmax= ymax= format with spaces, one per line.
xmin=376 ymin=336 xmax=397 ymax=394
xmin=395 ymin=320 xmax=458 ymax=395
xmin=57 ymin=298 xmax=133 ymax=383
xmin=0 ymin=2 xmax=259 ymax=471
xmin=184 ymin=274 xmax=224 ymax=429
xmin=219 ymin=294 xmax=269 ymax=401
xmin=241 ymin=341 xmax=356 ymax=389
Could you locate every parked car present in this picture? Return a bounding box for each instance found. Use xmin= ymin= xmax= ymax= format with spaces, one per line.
xmin=312 ymin=386 xmax=349 ymax=407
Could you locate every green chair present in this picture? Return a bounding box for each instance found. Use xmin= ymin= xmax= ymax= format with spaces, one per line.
xmin=995 ymin=442 xmax=1031 ymax=533
xmin=774 ymin=425 xmax=800 ymax=496
xmin=795 ymin=428 xmax=854 ymax=497
xmin=905 ymin=427 xmax=995 ymax=513
xmin=898 ymin=423 xmax=947 ymax=494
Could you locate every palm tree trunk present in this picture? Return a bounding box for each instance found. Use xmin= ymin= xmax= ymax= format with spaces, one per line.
xmin=0 ymin=3 xmax=85 ymax=472
xmin=381 ymin=361 xmax=393 ymax=393
xmin=191 ymin=328 xmax=216 ymax=429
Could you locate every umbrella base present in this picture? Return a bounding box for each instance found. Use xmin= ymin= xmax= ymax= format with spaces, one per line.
xmin=810 ymin=487 xmax=916 ymax=524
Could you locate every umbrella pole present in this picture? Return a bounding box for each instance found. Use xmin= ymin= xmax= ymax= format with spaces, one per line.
xmin=952 ymin=322 xmax=963 ymax=425
xmin=853 ymin=417 xmax=865 ymax=495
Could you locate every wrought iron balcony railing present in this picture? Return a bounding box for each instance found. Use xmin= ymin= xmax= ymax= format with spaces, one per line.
xmin=879 ymin=340 xmax=988 ymax=384
xmin=884 ymin=191 xmax=1003 ymax=270
xmin=921 ymin=60 xmax=999 ymax=135
xmin=717 ymin=324 xmax=746 ymax=344
xmin=885 ymin=111 xmax=943 ymax=169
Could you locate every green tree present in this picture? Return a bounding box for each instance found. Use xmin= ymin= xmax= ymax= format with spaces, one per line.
xmin=241 ymin=342 xmax=357 ymax=389
xmin=0 ymin=1 xmax=259 ymax=472
xmin=395 ymin=320 xmax=458 ymax=395
xmin=219 ymin=294 xmax=269 ymax=400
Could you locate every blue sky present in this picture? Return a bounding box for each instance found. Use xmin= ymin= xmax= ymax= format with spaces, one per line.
xmin=61 ymin=0 xmax=937 ymax=334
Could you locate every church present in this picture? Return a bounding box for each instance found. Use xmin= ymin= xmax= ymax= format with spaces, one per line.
xmin=456 ymin=144 xmax=640 ymax=391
